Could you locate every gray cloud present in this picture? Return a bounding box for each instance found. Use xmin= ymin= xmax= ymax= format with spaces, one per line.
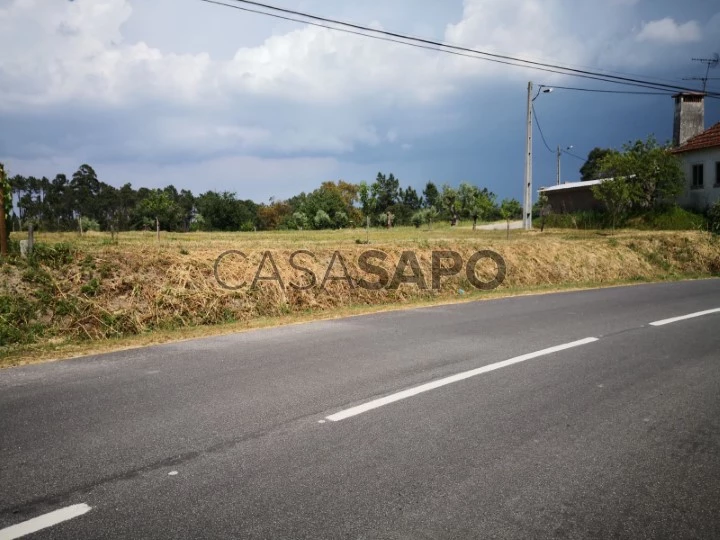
xmin=1 ymin=0 xmax=719 ymax=202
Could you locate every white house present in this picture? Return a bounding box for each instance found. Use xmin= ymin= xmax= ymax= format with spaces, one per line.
xmin=670 ymin=93 xmax=720 ymax=210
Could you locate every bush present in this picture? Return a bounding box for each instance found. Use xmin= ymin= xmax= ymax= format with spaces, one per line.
xmin=80 ymin=216 xmax=100 ymax=232
xmin=31 ymin=242 xmax=75 ymax=268
xmin=629 ymin=206 xmax=707 ymax=231
xmin=313 ymin=210 xmax=333 ymax=230
xmin=0 ymin=295 xmax=44 ymax=345
xmin=410 ymin=211 xmax=424 ymax=228
xmin=334 ymin=211 xmax=349 ymax=229
xmin=533 ymin=211 xmax=608 ymax=229
xmin=709 ymin=201 xmax=720 ymax=235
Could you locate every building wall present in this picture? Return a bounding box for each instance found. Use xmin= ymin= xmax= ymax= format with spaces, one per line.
xmin=543 ymin=187 xmax=604 ymax=213
xmin=677 ymin=147 xmax=720 ymax=211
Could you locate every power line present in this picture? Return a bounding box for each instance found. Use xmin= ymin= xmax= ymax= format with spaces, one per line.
xmin=198 ymin=0 xmax=586 ymax=76
xmin=562 ymin=150 xmax=587 ymax=163
xmin=205 ymin=0 xmax=720 ymax=97
xmin=541 ymin=85 xmax=673 ymax=96
xmin=531 ymin=105 xmax=555 ymax=155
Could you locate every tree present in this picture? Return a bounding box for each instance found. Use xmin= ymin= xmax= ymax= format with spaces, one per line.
xmin=597 ymin=136 xmax=684 ymax=211
xmin=257 ymin=201 xmax=292 ymax=231
xmin=424 ymin=206 xmax=439 ymax=230
xmin=138 ymin=190 xmax=178 ymax=240
xmin=499 ymin=199 xmax=522 ymax=239
xmin=9 ymin=175 xmax=27 ymax=230
xmin=535 ymin=193 xmax=552 ymax=232
xmin=372 ymin=173 xmax=400 ymax=213
xmin=195 ymin=191 xmax=255 ymax=231
xmin=334 ymin=211 xmax=349 ymax=229
xmin=591 ymin=177 xmax=635 ymax=233
xmin=458 ymin=182 xmax=496 ymax=230
xmin=292 ymin=212 xmax=309 ymax=230
xmin=71 ymin=164 xmax=101 ymax=231
xmin=358 ymin=181 xmax=376 ymax=220
xmin=402 ymin=187 xmax=422 ymax=211
xmin=178 ymin=189 xmax=196 ymax=232
xmin=410 ymin=211 xmax=424 ymax=228
xmin=580 ymin=148 xmax=618 ymax=181
xmin=423 ymin=182 xmax=440 ymax=209
xmin=441 ymin=184 xmax=460 ymax=226
xmin=313 ymin=209 xmax=333 ymax=229
xmin=0 ymin=163 xmax=10 ymax=256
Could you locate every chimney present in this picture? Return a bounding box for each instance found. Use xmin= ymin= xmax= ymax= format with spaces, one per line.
xmin=672 ymin=92 xmax=704 ymax=147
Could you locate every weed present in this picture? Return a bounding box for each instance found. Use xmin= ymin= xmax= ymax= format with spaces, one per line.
xmin=81 ymin=278 xmax=101 ymax=297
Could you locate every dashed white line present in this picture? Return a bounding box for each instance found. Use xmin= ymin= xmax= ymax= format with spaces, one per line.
xmin=325 ymin=337 xmax=599 ymax=422
xmin=0 ymin=504 xmax=91 ymax=540
xmin=649 ymin=308 xmax=720 ymax=327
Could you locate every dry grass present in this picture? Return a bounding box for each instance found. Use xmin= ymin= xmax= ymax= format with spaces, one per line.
xmin=2 ymin=226 xmax=719 ymax=367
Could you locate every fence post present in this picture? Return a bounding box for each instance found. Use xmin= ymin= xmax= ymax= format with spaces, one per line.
xmin=27 ymin=223 xmax=34 ymax=255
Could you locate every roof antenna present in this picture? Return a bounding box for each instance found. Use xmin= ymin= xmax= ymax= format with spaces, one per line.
xmin=682 ymin=54 xmax=719 ymax=94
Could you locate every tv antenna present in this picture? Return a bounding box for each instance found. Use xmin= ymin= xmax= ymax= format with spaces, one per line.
xmin=683 ymin=54 xmax=719 ymax=93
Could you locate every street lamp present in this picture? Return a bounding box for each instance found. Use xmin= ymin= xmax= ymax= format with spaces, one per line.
xmin=557 ymin=145 xmax=573 ymax=185
xmin=524 ymin=83 xmax=553 ymax=230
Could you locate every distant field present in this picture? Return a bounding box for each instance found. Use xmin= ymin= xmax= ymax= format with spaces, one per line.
xmin=2 ymin=225 xmax=720 ymax=366
xmin=22 ymin=222 xmax=519 ymax=249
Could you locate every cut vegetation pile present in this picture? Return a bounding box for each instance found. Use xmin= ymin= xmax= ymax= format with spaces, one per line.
xmin=2 ymin=229 xmax=719 ymax=362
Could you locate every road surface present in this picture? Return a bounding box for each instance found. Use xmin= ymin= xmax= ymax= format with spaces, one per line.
xmin=1 ymin=280 xmax=720 ymax=539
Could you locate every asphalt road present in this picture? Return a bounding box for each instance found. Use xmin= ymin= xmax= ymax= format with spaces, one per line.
xmin=1 ymin=279 xmax=720 ymax=539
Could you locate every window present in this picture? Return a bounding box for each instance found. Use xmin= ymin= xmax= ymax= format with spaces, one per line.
xmin=692 ymin=164 xmax=704 ymax=188
xmin=716 ymin=162 xmax=720 ymax=187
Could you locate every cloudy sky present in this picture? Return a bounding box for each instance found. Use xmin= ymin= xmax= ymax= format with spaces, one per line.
xmin=1 ymin=0 xmax=719 ymax=202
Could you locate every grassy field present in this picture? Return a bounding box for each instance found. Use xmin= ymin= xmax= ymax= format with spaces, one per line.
xmin=2 ymin=224 xmax=719 ymax=367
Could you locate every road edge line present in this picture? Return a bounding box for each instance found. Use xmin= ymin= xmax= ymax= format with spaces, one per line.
xmin=325 ymin=337 xmax=599 ymax=422
xmin=649 ymin=308 xmax=720 ymax=327
xmin=0 ymin=504 xmax=91 ymax=540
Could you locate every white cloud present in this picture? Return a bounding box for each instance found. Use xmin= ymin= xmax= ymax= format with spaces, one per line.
xmin=0 ymin=0 xmax=717 ymax=181
xmin=636 ymin=18 xmax=702 ymax=44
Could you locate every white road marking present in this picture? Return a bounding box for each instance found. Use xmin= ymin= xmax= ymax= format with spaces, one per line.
xmin=649 ymin=308 xmax=720 ymax=327
xmin=326 ymin=337 xmax=599 ymax=422
xmin=0 ymin=504 xmax=91 ymax=540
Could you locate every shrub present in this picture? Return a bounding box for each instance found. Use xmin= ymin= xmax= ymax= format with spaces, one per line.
xmin=80 ymin=216 xmax=101 ymax=232
xmin=629 ymin=206 xmax=707 ymax=231
xmin=81 ymin=278 xmax=101 ymax=297
xmin=709 ymin=201 xmax=720 ymax=235
xmin=313 ymin=210 xmax=333 ymax=230
xmin=0 ymin=295 xmax=44 ymax=345
xmin=31 ymin=242 xmax=75 ymax=268
xmin=334 ymin=211 xmax=349 ymax=229
xmin=533 ymin=211 xmax=608 ymax=230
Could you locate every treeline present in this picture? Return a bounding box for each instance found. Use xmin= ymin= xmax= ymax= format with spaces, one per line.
xmin=6 ymin=166 xmax=522 ymax=233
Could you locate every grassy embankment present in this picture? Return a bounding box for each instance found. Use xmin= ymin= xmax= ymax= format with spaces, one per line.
xmin=1 ymin=225 xmax=719 ymax=367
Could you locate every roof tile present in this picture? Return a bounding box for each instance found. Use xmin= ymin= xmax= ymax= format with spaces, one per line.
xmin=672 ymin=121 xmax=720 ymax=153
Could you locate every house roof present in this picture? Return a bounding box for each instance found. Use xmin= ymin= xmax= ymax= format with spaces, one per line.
xmin=671 ymin=121 xmax=720 ymax=154
xmin=539 ymin=179 xmax=605 ymax=193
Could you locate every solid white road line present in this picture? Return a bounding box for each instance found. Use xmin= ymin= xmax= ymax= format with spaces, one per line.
xmin=0 ymin=504 xmax=91 ymax=540
xmin=649 ymin=308 xmax=720 ymax=327
xmin=325 ymin=337 xmax=599 ymax=422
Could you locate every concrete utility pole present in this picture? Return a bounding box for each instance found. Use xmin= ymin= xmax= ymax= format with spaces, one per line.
xmin=523 ymin=81 xmax=533 ymax=230
xmin=556 ymin=145 xmax=561 ymax=186
xmin=556 ymin=145 xmax=573 ymax=186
